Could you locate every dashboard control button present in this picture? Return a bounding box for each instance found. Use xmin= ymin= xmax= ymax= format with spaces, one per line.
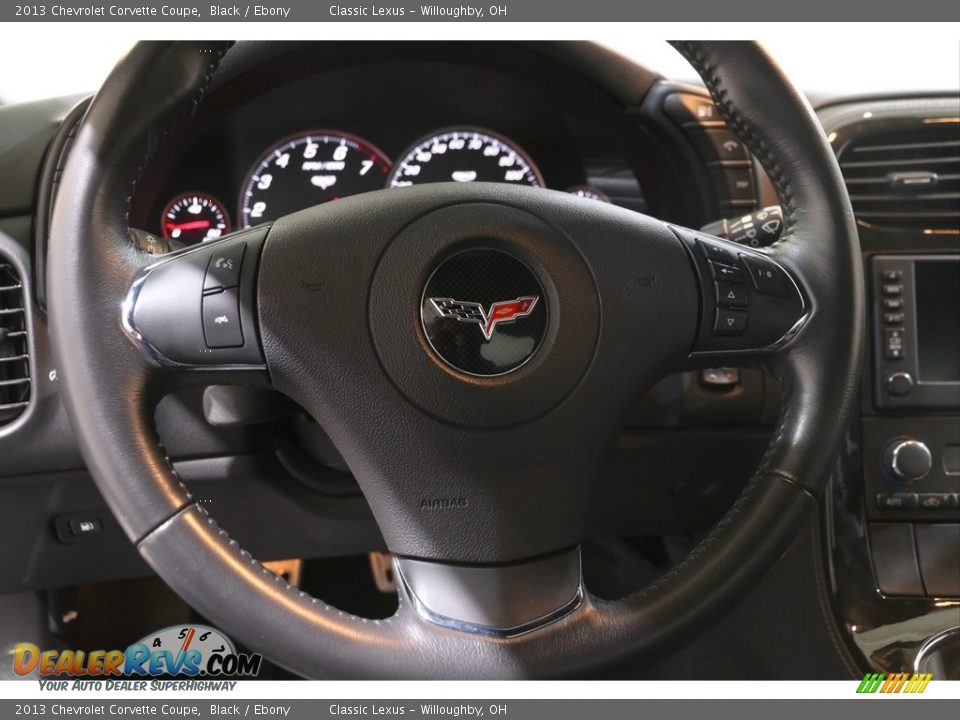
xmin=883 ymin=312 xmax=904 ymax=324
xmin=884 ymin=371 xmax=913 ymax=396
xmin=54 ymin=514 xmax=111 ymax=544
xmin=884 ymin=330 xmax=905 ymax=361
xmin=132 ymin=229 xmax=171 ymax=255
xmin=881 ymin=269 xmax=903 ymax=281
xmin=918 ymin=493 xmax=952 ymax=510
xmin=948 ymin=493 xmax=960 ymax=509
xmin=710 ymin=167 xmax=756 ymax=202
xmin=69 ymin=517 xmax=103 ymax=537
xmin=709 ymin=261 xmax=744 ymax=284
xmin=713 ymin=308 xmax=747 ymax=336
xmin=944 ymin=445 xmax=960 ymax=475
xmin=204 ymin=242 xmax=245 ymax=292
xmin=740 ymin=254 xmax=791 ymax=297
xmin=697 ymin=239 xmax=739 ymax=266
xmin=876 ymin=492 xmax=919 ymax=510
xmin=869 ymin=523 xmax=924 ymax=596
xmin=689 ymin=128 xmax=749 ymax=161
xmin=882 ymin=438 xmax=932 ymax=483
xmin=882 ymin=283 xmax=904 ymax=296
xmin=715 ymin=281 xmax=748 ymax=307
xmin=663 ymin=93 xmax=721 ymax=125
xmin=202 ymin=288 xmax=244 ymax=349
xmin=883 ymin=298 xmax=903 ymax=310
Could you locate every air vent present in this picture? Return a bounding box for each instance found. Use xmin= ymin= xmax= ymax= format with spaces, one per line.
xmin=0 ymin=258 xmax=30 ymax=425
xmin=837 ymin=120 xmax=960 ymax=231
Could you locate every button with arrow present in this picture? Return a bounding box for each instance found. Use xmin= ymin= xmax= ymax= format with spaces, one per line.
xmin=714 ymin=281 xmax=749 ymax=307
xmin=713 ymin=308 xmax=748 ymax=336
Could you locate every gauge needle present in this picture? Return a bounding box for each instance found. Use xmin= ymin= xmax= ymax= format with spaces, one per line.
xmin=173 ymin=626 xmax=195 ymax=674
xmin=165 ymin=220 xmax=211 ymax=231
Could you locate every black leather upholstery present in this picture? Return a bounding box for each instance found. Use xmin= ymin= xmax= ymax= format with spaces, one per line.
xmin=48 ymin=41 xmax=863 ymax=678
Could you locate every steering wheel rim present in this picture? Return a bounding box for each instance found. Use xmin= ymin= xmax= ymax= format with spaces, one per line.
xmin=48 ymin=40 xmax=863 ymax=678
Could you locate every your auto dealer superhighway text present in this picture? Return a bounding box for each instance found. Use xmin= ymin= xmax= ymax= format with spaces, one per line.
xmin=44 ymin=5 xmax=291 ymax=18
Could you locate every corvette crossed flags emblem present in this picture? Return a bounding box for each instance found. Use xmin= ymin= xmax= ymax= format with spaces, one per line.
xmin=429 ymin=296 xmax=539 ymax=341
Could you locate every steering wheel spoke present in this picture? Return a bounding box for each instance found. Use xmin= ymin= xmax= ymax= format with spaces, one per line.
xmin=668 ymin=225 xmax=808 ymax=367
xmin=122 ymin=226 xmax=271 ymax=387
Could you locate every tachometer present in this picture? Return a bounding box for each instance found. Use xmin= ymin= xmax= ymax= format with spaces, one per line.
xmin=239 ymin=131 xmax=391 ymax=227
xmin=161 ymin=192 xmax=230 ymax=244
xmin=387 ymin=128 xmax=543 ymax=188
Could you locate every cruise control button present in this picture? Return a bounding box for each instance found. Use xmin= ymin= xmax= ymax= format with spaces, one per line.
xmin=715 ymin=281 xmax=749 ymax=307
xmin=697 ymin=239 xmax=739 ymax=265
xmin=204 ymin=242 xmax=246 ymax=292
xmin=740 ymin=254 xmax=791 ymax=297
xmin=709 ymin=261 xmax=745 ymax=284
xmin=202 ymin=288 xmax=244 ymax=348
xmin=713 ymin=308 xmax=747 ymax=336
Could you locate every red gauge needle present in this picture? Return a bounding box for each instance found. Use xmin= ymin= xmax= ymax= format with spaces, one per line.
xmin=165 ymin=220 xmax=211 ymax=231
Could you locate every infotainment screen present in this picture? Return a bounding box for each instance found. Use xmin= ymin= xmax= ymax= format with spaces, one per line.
xmin=915 ymin=259 xmax=960 ymax=383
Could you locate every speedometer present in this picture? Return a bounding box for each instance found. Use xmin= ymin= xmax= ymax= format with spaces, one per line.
xmin=239 ymin=131 xmax=391 ymax=228
xmin=387 ymin=128 xmax=543 ymax=189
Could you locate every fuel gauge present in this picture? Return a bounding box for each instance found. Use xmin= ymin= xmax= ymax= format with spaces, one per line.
xmin=161 ymin=192 xmax=231 ymax=245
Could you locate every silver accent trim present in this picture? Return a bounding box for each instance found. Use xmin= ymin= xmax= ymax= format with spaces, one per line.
xmin=121 ymin=263 xmax=177 ymax=367
xmin=396 ymin=548 xmax=584 ymax=638
xmin=914 ymin=625 xmax=960 ymax=675
xmin=428 ymin=295 xmax=539 ymax=341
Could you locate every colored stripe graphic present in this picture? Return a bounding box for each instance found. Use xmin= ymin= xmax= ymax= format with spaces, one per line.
xmin=857 ymin=672 xmax=932 ymax=694
xmin=857 ymin=673 xmax=885 ymax=693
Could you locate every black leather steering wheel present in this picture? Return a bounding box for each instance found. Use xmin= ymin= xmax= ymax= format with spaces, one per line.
xmin=48 ymin=41 xmax=863 ymax=678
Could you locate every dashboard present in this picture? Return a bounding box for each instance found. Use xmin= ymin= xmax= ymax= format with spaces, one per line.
xmin=129 ymin=44 xmax=674 ymax=246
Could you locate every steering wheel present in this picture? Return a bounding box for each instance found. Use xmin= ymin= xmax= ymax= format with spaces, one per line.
xmin=48 ymin=41 xmax=862 ymax=678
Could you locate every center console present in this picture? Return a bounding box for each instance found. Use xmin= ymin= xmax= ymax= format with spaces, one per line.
xmin=816 ymin=96 xmax=960 ymax=679
xmin=865 ymin=255 xmax=960 ymax=598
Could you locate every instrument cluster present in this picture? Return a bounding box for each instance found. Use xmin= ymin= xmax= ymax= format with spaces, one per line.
xmin=159 ymin=126 xmax=612 ymax=245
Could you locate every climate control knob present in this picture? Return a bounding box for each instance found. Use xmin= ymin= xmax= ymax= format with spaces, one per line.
xmin=882 ymin=438 xmax=933 ymax=483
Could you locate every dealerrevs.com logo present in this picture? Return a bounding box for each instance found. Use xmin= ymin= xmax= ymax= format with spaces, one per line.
xmin=14 ymin=624 xmax=262 ymax=682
